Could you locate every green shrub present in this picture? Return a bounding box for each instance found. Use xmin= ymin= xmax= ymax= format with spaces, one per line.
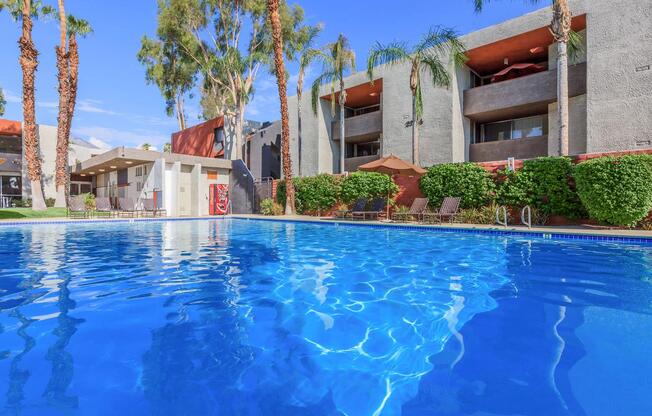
xmin=12 ymin=198 xmax=31 ymax=208
xmin=419 ymin=163 xmax=495 ymax=209
xmin=574 ymin=155 xmax=652 ymax=227
xmin=455 ymin=203 xmax=508 ymax=225
xmin=275 ymin=180 xmax=287 ymax=206
xmin=45 ymin=197 xmax=56 ymax=208
xmin=521 ymin=157 xmax=583 ymax=217
xmin=82 ymin=193 xmax=96 ymax=210
xmin=294 ymin=174 xmax=341 ymax=214
xmin=340 ymin=171 xmax=398 ymax=204
xmin=261 ymin=198 xmax=284 ymax=216
xmin=495 ymin=169 xmax=535 ymax=208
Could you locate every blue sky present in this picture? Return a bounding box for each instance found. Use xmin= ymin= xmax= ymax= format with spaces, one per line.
xmin=0 ymin=0 xmax=543 ymax=150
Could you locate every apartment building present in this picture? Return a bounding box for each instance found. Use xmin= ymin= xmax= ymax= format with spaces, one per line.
xmin=244 ymin=121 xmax=281 ymax=180
xmin=0 ymin=119 xmax=101 ymax=205
xmin=287 ymin=0 xmax=652 ymax=175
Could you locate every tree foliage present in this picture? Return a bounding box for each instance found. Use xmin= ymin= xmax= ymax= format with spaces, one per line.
xmin=0 ymin=87 xmax=5 ymax=116
xmin=310 ymin=34 xmax=356 ymax=115
xmin=340 ymin=171 xmax=398 ymax=204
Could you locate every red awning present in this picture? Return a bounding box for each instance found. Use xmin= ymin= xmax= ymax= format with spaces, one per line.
xmin=491 ymin=63 xmax=546 ymax=83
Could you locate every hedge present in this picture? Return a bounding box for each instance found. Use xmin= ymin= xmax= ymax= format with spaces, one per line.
xmin=419 ymin=163 xmax=495 ymax=209
xmin=574 ymin=155 xmax=652 ymax=227
xmin=520 ymin=157 xmax=584 ymax=217
xmin=340 ymin=171 xmax=399 ymax=204
xmin=295 ymin=174 xmax=341 ymax=213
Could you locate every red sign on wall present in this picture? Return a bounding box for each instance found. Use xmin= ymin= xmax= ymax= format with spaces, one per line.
xmin=209 ymin=184 xmax=228 ymax=215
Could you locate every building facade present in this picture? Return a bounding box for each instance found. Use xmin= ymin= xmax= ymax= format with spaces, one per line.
xmin=72 ymin=147 xmax=232 ymax=217
xmin=245 ymin=121 xmax=281 ymax=180
xmin=0 ymin=119 xmax=102 ymax=205
xmin=287 ymin=0 xmax=652 ymax=175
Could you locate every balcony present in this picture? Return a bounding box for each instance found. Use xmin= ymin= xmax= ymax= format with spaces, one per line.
xmin=464 ymin=62 xmax=586 ymax=122
xmin=469 ymin=136 xmax=548 ymax=162
xmin=344 ymin=154 xmax=380 ymax=172
xmin=331 ymin=110 xmax=382 ymax=142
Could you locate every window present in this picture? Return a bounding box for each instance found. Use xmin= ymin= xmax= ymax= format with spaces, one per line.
xmin=0 ymin=175 xmax=21 ymax=197
xmin=214 ymin=128 xmax=225 ymax=158
xmin=476 ymin=115 xmax=548 ymax=143
xmin=69 ymin=181 xmax=92 ymax=196
xmin=346 ymin=141 xmax=380 ymax=158
xmin=135 ymin=166 xmax=143 ymax=177
xmin=143 ymin=165 xmax=148 ymax=176
xmin=207 ymin=171 xmax=218 ymax=180
xmin=136 ymin=182 xmax=143 ymax=192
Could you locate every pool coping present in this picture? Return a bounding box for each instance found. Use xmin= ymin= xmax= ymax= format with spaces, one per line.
xmin=1 ymin=214 xmax=652 ymax=245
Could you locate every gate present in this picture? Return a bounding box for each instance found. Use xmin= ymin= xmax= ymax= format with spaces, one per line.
xmin=253 ymin=177 xmax=274 ymax=214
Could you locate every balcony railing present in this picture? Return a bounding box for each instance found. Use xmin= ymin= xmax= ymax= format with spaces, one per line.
xmin=464 ymin=62 xmax=587 ymax=121
xmin=344 ymin=154 xmax=380 ymax=172
xmin=331 ymin=110 xmax=382 ymax=142
xmin=469 ymin=136 xmax=548 ymax=162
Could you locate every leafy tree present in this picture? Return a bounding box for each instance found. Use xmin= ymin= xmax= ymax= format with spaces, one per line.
xmin=474 ymin=0 xmax=582 ymax=156
xmin=141 ymin=143 xmax=152 ymax=151
xmin=367 ymin=26 xmax=466 ymax=166
xmin=150 ymin=0 xmax=312 ymax=161
xmin=0 ymin=0 xmax=55 ymax=211
xmin=310 ymin=34 xmax=356 ymax=174
xmin=137 ymin=2 xmax=196 ymax=131
xmin=0 ymin=87 xmax=5 ymax=116
xmin=163 ymin=142 xmax=172 ymax=153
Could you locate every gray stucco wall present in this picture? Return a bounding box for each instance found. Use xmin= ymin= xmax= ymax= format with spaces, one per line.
xmin=585 ymin=0 xmax=652 ymax=153
xmin=548 ymin=94 xmax=588 ymax=156
xmin=248 ymin=121 xmax=281 ymax=180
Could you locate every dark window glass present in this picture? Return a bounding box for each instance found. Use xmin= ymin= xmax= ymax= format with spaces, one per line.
xmin=484 ymin=121 xmax=512 ymax=142
xmin=1 ymin=175 xmax=21 ymax=196
xmin=117 ymin=169 xmax=128 ymax=186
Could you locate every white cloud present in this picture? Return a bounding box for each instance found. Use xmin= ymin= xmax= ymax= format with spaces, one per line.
xmin=72 ymin=125 xmax=169 ymax=149
xmin=4 ymin=90 xmax=21 ymax=103
xmin=87 ymin=137 xmax=112 ymax=150
xmin=76 ymin=99 xmax=119 ymax=115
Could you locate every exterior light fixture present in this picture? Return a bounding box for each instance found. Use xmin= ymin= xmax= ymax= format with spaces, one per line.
xmin=529 ymin=46 xmax=544 ymax=54
xmin=99 ymin=169 xmax=106 ymax=172
xmin=503 ymin=57 xmax=509 ymax=66
xmin=110 ymin=166 xmax=117 ymax=169
xmin=80 ymin=174 xmax=87 ymax=177
xmin=126 ymin=161 xmax=133 ymax=165
xmin=89 ymin=172 xmax=95 ymax=175
xmin=369 ymin=92 xmax=378 ymax=97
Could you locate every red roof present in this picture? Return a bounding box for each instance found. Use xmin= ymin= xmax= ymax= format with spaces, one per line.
xmin=0 ymin=119 xmax=22 ymax=137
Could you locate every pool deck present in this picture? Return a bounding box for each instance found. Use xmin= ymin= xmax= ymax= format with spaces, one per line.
xmin=1 ymin=213 xmax=652 ymax=239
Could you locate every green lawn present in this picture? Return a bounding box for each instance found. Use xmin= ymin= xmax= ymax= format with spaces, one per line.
xmin=0 ymin=207 xmax=69 ymax=220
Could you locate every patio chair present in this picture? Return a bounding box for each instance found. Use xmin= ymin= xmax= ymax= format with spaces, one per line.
xmin=94 ymin=197 xmax=116 ymax=218
xmin=352 ymin=197 xmax=387 ymax=221
xmin=334 ymin=198 xmax=367 ymax=219
xmin=422 ymin=197 xmax=461 ymax=224
xmin=392 ymin=197 xmax=429 ymax=222
xmin=67 ymin=196 xmax=89 ymax=219
xmin=118 ymin=197 xmax=138 ymax=218
xmin=142 ymin=198 xmax=166 ymax=217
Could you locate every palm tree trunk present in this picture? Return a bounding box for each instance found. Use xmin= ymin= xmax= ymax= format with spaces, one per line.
xmin=267 ymin=0 xmax=295 ymax=215
xmin=54 ymin=0 xmax=69 ymax=208
xmin=557 ymin=40 xmax=570 ymax=156
xmin=297 ymin=88 xmax=302 ymax=177
xmin=412 ymin=93 xmax=419 ymax=165
xmin=339 ymin=84 xmax=346 ymax=174
xmin=20 ymin=0 xmax=46 ymax=211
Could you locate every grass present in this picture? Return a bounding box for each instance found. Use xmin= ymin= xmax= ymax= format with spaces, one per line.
xmin=0 ymin=207 xmax=69 ymax=220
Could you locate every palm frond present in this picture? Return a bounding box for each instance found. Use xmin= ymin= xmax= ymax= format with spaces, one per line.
xmin=567 ymin=29 xmax=584 ymax=62
xmin=417 ymin=26 xmax=467 ymax=68
xmin=311 ymin=70 xmax=336 ymax=115
xmin=366 ymin=41 xmax=410 ymax=82
xmin=67 ymin=15 xmax=93 ymax=37
xmin=421 ymin=54 xmax=452 ymax=89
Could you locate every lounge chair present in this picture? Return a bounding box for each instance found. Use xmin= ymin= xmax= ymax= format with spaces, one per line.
xmin=94 ymin=197 xmax=115 ymax=218
xmin=352 ymin=197 xmax=387 ymax=221
xmin=422 ymin=197 xmax=461 ymax=224
xmin=67 ymin=196 xmax=89 ymax=219
xmin=335 ymin=198 xmax=367 ymax=219
xmin=142 ymin=198 xmax=166 ymax=217
xmin=118 ymin=197 xmax=138 ymax=218
xmin=392 ymin=197 xmax=429 ymax=222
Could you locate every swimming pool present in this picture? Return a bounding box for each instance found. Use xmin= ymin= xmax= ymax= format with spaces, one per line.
xmin=0 ymin=218 xmax=650 ymax=415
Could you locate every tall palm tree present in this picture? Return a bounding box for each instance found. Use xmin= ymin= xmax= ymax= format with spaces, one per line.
xmin=267 ymin=0 xmax=295 ymax=214
xmin=295 ymin=25 xmax=321 ymax=177
xmin=141 ymin=143 xmax=152 ymax=151
xmin=0 ymin=87 xmax=5 ymax=116
xmin=18 ymin=0 xmax=48 ymax=210
xmin=54 ymin=11 xmax=91 ymax=208
xmin=311 ymin=34 xmax=356 ymax=174
xmin=474 ymin=0 xmax=574 ymax=156
xmin=367 ymin=27 xmax=466 ymax=166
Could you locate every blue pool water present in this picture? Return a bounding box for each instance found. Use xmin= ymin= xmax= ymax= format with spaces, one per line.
xmin=0 ymin=219 xmax=650 ymax=416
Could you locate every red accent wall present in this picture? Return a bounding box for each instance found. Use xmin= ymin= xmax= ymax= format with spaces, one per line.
xmin=171 ymin=117 xmax=224 ymax=158
xmin=392 ymin=174 xmax=425 ymax=208
xmin=0 ymin=119 xmax=22 ymax=137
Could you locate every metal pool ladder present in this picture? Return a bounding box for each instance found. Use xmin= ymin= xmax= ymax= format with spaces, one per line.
xmin=521 ymin=205 xmax=532 ymax=229
xmin=496 ymin=206 xmax=508 ymax=228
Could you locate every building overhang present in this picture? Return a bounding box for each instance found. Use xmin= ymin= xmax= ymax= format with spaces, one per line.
xmin=322 ymin=79 xmax=383 ymax=108
xmin=71 ymin=147 xmax=232 ymax=176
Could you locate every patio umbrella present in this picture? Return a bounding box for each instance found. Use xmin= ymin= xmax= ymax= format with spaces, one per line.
xmin=490 ymin=63 xmax=545 ymax=83
xmin=359 ymin=155 xmax=427 ymax=218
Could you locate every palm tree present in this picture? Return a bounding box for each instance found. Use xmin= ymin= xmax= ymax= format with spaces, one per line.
xmin=163 ymin=142 xmax=172 ymax=153
xmin=141 ymin=143 xmax=152 ymax=151
xmin=17 ymin=0 xmax=48 ymax=210
xmin=474 ymin=0 xmax=574 ymax=156
xmin=295 ymin=25 xmax=321 ymax=177
xmin=310 ymin=34 xmax=356 ymax=174
xmin=267 ymin=0 xmax=295 ymax=214
xmin=54 ymin=11 xmax=92 ymax=208
xmin=367 ymin=27 xmax=466 ymax=166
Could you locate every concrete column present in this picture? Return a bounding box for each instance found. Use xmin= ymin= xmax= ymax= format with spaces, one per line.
xmin=167 ymin=162 xmax=181 ymax=217
xmin=191 ymin=163 xmax=202 ymax=217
